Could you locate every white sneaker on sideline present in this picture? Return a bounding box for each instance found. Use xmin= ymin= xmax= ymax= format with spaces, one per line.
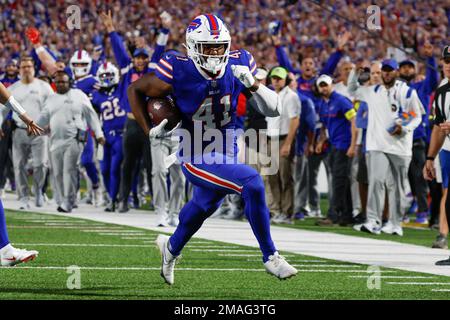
xmin=1 ymin=246 xmax=38 ymax=267
xmin=155 ymin=234 xmax=179 ymax=285
xmin=19 ymin=199 xmax=30 ymax=210
xmin=264 ymin=252 xmax=298 ymax=280
xmin=310 ymin=209 xmax=323 ymax=218
xmin=167 ymin=213 xmax=179 ymax=227
xmin=92 ymin=188 xmax=102 ymax=207
xmin=360 ymin=221 xmax=381 ymax=235
xmin=393 ymin=226 xmax=403 ymax=236
xmin=381 ymin=221 xmax=394 ymax=234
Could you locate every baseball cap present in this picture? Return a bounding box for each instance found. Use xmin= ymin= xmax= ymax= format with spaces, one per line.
xmin=399 ymin=59 xmax=416 ymax=68
xmin=381 ymin=59 xmax=398 ymax=71
xmin=316 ymin=74 xmax=333 ymax=86
xmin=255 ymin=68 xmax=268 ymax=81
xmin=133 ymin=48 xmax=150 ymax=58
xmin=442 ymin=46 xmax=450 ymax=60
xmin=269 ymin=67 xmax=288 ymax=80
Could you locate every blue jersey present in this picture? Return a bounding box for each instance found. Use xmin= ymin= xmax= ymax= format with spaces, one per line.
xmin=154 ymin=49 xmax=257 ymax=161
xmin=66 ymin=72 xmax=99 ymax=96
xmin=91 ymin=86 xmax=126 ymax=136
xmin=318 ymin=91 xmax=355 ymax=151
xmin=295 ymin=94 xmax=316 ymax=156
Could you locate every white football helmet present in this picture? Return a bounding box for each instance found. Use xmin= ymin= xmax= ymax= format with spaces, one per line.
xmin=70 ymin=50 xmax=92 ymax=78
xmin=96 ymin=61 xmax=119 ymax=88
xmin=185 ymin=14 xmax=231 ymax=74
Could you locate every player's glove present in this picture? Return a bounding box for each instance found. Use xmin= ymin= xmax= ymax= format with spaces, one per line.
xmin=149 ymin=119 xmax=181 ymax=140
xmin=25 ymin=27 xmax=41 ymax=45
xmin=231 ymin=65 xmax=255 ymax=88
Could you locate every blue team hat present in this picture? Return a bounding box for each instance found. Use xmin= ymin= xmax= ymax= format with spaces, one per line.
xmin=381 ymin=59 xmax=398 ymax=71
xmin=399 ymin=59 xmax=416 ymax=68
xmin=6 ymin=58 xmax=18 ymax=67
xmin=133 ymin=48 xmax=150 ymax=58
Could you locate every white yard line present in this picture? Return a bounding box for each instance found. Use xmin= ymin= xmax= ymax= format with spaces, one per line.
xmin=3 ymin=193 xmax=450 ymax=277
xmin=432 ymin=289 xmax=450 ymax=292
xmin=386 ymin=282 xmax=450 ymax=286
xmin=349 ymin=276 xmax=435 ymax=279
xmin=11 ymin=266 xmax=398 ymax=273
xmin=11 ymin=243 xmax=151 ymax=247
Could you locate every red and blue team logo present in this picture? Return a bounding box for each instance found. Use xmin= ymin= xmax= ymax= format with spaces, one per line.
xmin=188 ymin=18 xmax=202 ymax=33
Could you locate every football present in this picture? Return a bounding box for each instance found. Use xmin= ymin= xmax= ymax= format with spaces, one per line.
xmin=147 ymin=97 xmax=181 ymax=131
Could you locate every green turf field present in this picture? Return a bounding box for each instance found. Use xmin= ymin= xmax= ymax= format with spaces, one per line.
xmin=1 ymin=210 xmax=450 ymax=300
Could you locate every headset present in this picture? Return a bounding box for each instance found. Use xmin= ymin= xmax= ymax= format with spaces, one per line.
xmin=266 ymin=66 xmax=292 ymax=88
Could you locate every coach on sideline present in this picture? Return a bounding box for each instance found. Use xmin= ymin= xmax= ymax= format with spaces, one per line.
xmin=315 ymin=74 xmax=358 ymax=226
xmin=37 ymin=71 xmax=105 ymax=213
xmin=349 ymin=59 xmax=423 ymax=236
xmin=0 ymin=56 xmax=53 ymax=209
xmin=423 ymin=46 xmax=450 ymax=265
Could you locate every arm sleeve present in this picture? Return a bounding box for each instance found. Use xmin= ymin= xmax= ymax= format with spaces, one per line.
xmin=422 ymin=57 xmax=439 ymax=96
xmin=287 ymin=92 xmax=301 ymax=119
xmin=150 ymin=28 xmax=170 ymax=64
xmin=432 ymin=93 xmax=444 ymax=125
xmin=109 ymin=31 xmax=132 ymax=70
xmin=82 ymin=94 xmax=104 ymax=138
xmin=305 ymin=99 xmax=317 ymax=131
xmin=347 ymin=68 xmax=363 ymax=100
xmin=249 ymin=83 xmax=281 ymax=117
xmin=275 ymin=46 xmax=301 ymax=74
xmin=320 ymin=50 xmax=343 ymax=76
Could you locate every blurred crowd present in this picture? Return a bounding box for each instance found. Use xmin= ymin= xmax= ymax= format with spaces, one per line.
xmin=0 ymin=0 xmax=449 ymax=72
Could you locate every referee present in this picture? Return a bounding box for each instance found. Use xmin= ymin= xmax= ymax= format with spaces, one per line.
xmin=423 ymin=45 xmax=450 ymax=265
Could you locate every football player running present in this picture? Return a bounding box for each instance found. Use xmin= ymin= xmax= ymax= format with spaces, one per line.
xmin=0 ymin=82 xmax=42 ymax=266
xmin=128 ymin=14 xmax=298 ymax=284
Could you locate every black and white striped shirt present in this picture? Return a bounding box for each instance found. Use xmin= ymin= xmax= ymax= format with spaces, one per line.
xmin=433 ymin=79 xmax=450 ymax=125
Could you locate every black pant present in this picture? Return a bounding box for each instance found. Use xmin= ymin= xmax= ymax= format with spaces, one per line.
xmin=429 ymin=179 xmax=442 ymax=226
xmin=328 ymin=146 xmax=352 ymax=222
xmin=0 ymin=122 xmax=15 ymax=189
xmin=408 ymin=138 xmax=428 ymax=213
xmin=119 ymin=118 xmax=152 ymax=203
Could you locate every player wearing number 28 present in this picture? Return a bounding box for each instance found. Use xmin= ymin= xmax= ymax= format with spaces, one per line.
xmin=91 ymin=62 xmax=127 ymax=211
xmin=128 ymin=14 xmax=298 ymax=284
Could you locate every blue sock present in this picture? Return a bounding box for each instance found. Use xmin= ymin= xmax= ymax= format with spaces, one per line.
xmin=241 ymin=175 xmax=276 ymax=263
xmin=0 ymin=200 xmax=10 ymax=249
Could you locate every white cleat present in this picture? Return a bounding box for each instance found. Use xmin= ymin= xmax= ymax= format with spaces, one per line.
xmin=155 ymin=234 xmax=179 ymax=285
xmin=264 ymin=252 xmax=298 ymax=280
xmin=1 ymin=247 xmax=39 ymax=267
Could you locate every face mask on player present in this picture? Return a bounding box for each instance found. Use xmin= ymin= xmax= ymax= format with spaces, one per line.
xmin=96 ymin=62 xmax=120 ymax=88
xmin=69 ymin=50 xmax=92 ymax=79
xmin=195 ymin=42 xmax=229 ymax=74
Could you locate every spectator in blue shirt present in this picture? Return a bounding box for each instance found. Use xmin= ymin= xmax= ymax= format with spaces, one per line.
xmin=315 ymin=74 xmax=357 ymax=226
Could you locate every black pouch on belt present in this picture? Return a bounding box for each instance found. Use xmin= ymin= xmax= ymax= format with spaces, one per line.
xmin=76 ymin=129 xmax=88 ymax=143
